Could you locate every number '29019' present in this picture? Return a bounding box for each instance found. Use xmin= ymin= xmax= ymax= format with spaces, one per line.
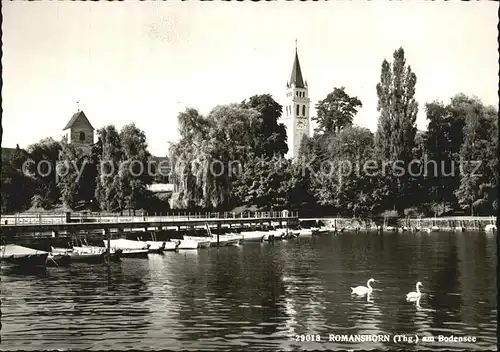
xmin=295 ymin=334 xmax=321 ymax=342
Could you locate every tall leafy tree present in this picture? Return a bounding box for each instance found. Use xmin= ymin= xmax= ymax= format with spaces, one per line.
xmin=455 ymin=99 xmax=498 ymax=215
xmin=56 ymin=141 xmax=85 ymax=209
xmin=374 ymin=47 xmax=418 ymax=215
xmin=1 ymin=162 xmax=34 ymax=213
xmin=25 ymin=137 xmax=63 ymax=208
xmin=241 ymin=94 xmax=288 ymax=158
xmin=119 ymin=123 xmax=154 ymax=211
xmin=309 ymin=126 xmax=377 ymax=216
xmin=169 ymin=104 xmax=261 ymax=209
xmin=94 ymin=126 xmax=123 ymax=212
xmin=424 ymin=97 xmax=466 ymax=212
xmin=313 ymin=87 xmax=362 ymax=135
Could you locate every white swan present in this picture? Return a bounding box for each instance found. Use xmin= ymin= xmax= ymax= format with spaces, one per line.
xmin=351 ymin=278 xmax=376 ymax=295
xmin=406 ymin=281 xmax=423 ymax=301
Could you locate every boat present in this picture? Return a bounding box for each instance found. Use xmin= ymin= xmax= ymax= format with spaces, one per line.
xmin=295 ymin=228 xmax=313 ymax=237
xmin=52 ymin=246 xmax=121 ymax=263
xmin=163 ymin=241 xmax=178 ymax=251
xmin=425 ymin=226 xmax=440 ymax=233
xmin=46 ymin=253 xmax=71 ymax=267
xmin=282 ymin=231 xmax=299 ymax=239
xmin=262 ymin=228 xmax=286 ymax=241
xmin=1 ymin=244 xmax=49 ymax=268
xmin=139 ymin=231 xmax=167 ymax=253
xmin=103 ymin=239 xmax=149 ymax=258
xmin=176 ymin=239 xmax=198 ymax=250
xmin=484 ymin=224 xmax=497 ymax=233
xmin=182 ymin=236 xmax=211 ymax=248
xmin=208 ymin=235 xmax=228 ymax=247
xmin=204 ymin=224 xmax=228 ymax=247
xmin=144 ymin=241 xmax=166 ymax=253
xmin=221 ymin=233 xmax=241 ymax=246
xmin=311 ymin=227 xmax=330 ymax=235
xmin=240 ymin=231 xmax=265 ymax=242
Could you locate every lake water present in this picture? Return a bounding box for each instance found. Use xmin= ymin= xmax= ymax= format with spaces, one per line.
xmin=1 ymin=232 xmax=497 ymax=351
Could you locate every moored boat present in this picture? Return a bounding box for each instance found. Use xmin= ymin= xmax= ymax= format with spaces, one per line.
xmin=182 ymin=236 xmax=211 ymax=248
xmin=176 ymin=238 xmax=199 ymax=250
xmin=222 ymin=233 xmax=242 ymax=246
xmin=240 ymin=231 xmax=265 ymax=242
xmin=425 ymin=226 xmax=440 ymax=233
xmin=484 ymin=224 xmax=497 ymax=233
xmin=311 ymin=227 xmax=330 ymax=235
xmin=163 ymin=241 xmax=178 ymax=251
xmin=203 ymin=224 xmax=228 ymax=247
xmin=46 ymin=253 xmax=71 ymax=267
xmin=296 ymin=228 xmax=313 ymax=237
xmin=1 ymin=245 xmax=49 ymax=268
xmin=209 ymin=236 xmax=228 ymax=247
xmin=103 ymin=239 xmax=149 ymax=258
xmin=145 ymin=241 xmax=166 ymax=253
xmin=52 ymin=246 xmax=121 ymax=263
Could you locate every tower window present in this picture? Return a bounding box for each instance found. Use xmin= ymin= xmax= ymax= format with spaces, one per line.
xmin=302 ymin=105 xmax=306 ymax=116
xmin=79 ymin=132 xmax=85 ymax=141
xmin=296 ymin=104 xmax=300 ymax=116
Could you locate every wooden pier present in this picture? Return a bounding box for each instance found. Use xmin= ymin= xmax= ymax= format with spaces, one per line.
xmin=1 ymin=211 xmax=300 ymax=239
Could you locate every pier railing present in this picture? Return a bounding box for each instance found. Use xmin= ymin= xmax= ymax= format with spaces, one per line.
xmin=2 ymin=211 xmax=299 ymax=226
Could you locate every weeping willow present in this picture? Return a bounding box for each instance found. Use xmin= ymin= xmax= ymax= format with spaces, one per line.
xmin=169 ymin=105 xmax=261 ymax=210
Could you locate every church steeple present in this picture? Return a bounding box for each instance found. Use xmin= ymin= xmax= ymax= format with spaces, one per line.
xmin=289 ymin=49 xmax=305 ymax=88
xmin=284 ymin=42 xmax=310 ymax=160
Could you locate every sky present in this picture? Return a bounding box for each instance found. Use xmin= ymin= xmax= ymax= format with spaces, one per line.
xmin=2 ymin=1 xmax=498 ymax=157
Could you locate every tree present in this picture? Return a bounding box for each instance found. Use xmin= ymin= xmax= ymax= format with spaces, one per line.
xmin=94 ymin=126 xmax=123 ymax=212
xmin=1 ymin=162 xmax=34 ymax=213
xmin=455 ymin=99 xmax=497 ymax=215
xmin=56 ymin=141 xmax=85 ymax=209
xmin=169 ymin=104 xmax=262 ymax=209
xmin=233 ymin=154 xmax=289 ymax=209
xmin=423 ymin=97 xmax=466 ymax=212
xmin=9 ymin=144 xmax=29 ymax=170
xmin=25 ymin=137 xmax=63 ymax=208
xmin=241 ymin=94 xmax=288 ymax=158
xmin=119 ymin=123 xmax=154 ymax=211
xmin=313 ymin=87 xmax=362 ymax=135
xmin=308 ymin=126 xmax=377 ymax=216
xmin=374 ymin=47 xmax=418 ymax=215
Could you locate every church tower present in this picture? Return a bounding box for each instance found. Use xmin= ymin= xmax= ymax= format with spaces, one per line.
xmin=285 ymin=45 xmax=310 ymax=159
xmin=62 ymin=108 xmax=95 ymax=154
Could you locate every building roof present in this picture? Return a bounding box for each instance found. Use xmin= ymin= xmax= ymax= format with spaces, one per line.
xmin=63 ymin=111 xmax=94 ymax=131
xmin=289 ymin=49 xmax=306 ymax=88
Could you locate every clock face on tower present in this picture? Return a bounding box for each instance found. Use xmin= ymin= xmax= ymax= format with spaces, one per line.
xmin=297 ymin=120 xmax=305 ymax=128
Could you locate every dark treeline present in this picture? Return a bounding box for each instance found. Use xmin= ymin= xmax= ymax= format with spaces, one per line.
xmin=1 ymin=124 xmax=168 ymax=214
xmin=1 ymin=48 xmax=497 ymax=217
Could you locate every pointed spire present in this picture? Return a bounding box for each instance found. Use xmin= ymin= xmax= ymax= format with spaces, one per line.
xmin=289 ymin=44 xmax=305 ymax=88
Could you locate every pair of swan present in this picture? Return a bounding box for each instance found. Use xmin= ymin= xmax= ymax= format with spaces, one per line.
xmin=351 ymin=278 xmax=424 ymax=301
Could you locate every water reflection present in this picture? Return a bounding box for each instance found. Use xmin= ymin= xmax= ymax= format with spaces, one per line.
xmin=1 ymin=232 xmax=497 ymax=350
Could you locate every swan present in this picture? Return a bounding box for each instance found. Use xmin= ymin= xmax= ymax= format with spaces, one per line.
xmin=406 ymin=281 xmax=423 ymax=301
xmin=351 ymin=278 xmax=376 ymax=295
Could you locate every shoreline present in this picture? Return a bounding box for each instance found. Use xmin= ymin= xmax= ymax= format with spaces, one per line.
xmin=301 ymin=216 xmax=497 ymax=231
